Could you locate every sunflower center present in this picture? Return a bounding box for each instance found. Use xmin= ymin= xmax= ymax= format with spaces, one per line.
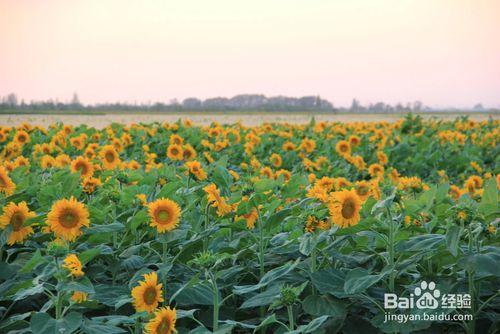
xmin=76 ymin=162 xmax=87 ymax=174
xmin=341 ymin=199 xmax=356 ymax=219
xmin=357 ymin=186 xmax=369 ymax=195
xmin=157 ymin=210 xmax=169 ymax=223
xmin=10 ymin=213 xmax=25 ymax=231
xmin=156 ymin=318 xmax=171 ymax=334
xmin=105 ymin=152 xmax=115 ymax=163
xmin=61 ymin=211 xmax=78 ymax=228
xmin=171 ymin=148 xmax=179 ymax=155
xmin=143 ymin=287 xmax=157 ymax=305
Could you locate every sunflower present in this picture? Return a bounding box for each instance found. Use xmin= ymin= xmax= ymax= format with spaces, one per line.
xmin=182 ymin=144 xmax=197 ymax=160
xmin=449 ymin=185 xmax=463 ymax=200
xmin=335 ymin=140 xmax=351 ymax=156
xmin=47 ymin=197 xmax=90 ymax=241
xmin=169 ymin=134 xmax=184 ymax=146
xmin=185 ymin=160 xmax=207 ymax=180
xmin=269 ymin=153 xmax=282 ymax=168
xmin=147 ymin=198 xmax=181 ymax=233
xmin=14 ymin=130 xmax=30 ymax=145
xmin=70 ymin=157 xmax=94 ymax=179
xmin=100 ymin=145 xmax=120 ymax=170
xmin=0 ymin=201 xmax=35 ymax=245
xmin=166 ymin=144 xmax=183 ymax=161
xmin=329 ymin=189 xmax=362 ymax=228
xmin=131 ymin=271 xmax=164 ymax=313
xmin=0 ymin=166 xmax=16 ymax=196
xmin=203 ymin=183 xmax=232 ymax=216
xmin=377 ymin=151 xmax=388 ymax=165
xmin=368 ymin=163 xmax=385 ymax=178
xmin=282 ymin=142 xmax=296 ymax=151
xmin=14 ymin=156 xmax=30 ymax=169
xmin=354 ymin=180 xmax=372 ymax=201
xmin=82 ymin=177 xmax=102 ymax=194
xmin=300 ymin=138 xmax=316 ymax=153
xmin=62 ymin=254 xmax=84 ymax=277
xmin=348 ymin=135 xmax=361 ymax=146
xmin=145 ymin=306 xmax=177 ymax=334
xmin=41 ymin=155 xmax=57 ymax=169
xmin=260 ymin=167 xmax=274 ymax=179
xmin=55 ymin=154 xmax=72 ymax=167
xmin=71 ymin=291 xmax=88 ymax=303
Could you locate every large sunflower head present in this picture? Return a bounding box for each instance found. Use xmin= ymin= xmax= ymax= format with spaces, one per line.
xmin=14 ymin=130 xmax=30 ymax=145
xmin=147 ymin=198 xmax=181 ymax=233
xmin=166 ymin=144 xmax=183 ymax=161
xmin=70 ymin=156 xmax=94 ymax=179
xmin=100 ymin=145 xmax=120 ymax=170
xmin=335 ymin=140 xmax=351 ymax=156
xmin=131 ymin=271 xmax=164 ymax=313
xmin=145 ymin=306 xmax=177 ymax=334
xmin=329 ymin=189 xmax=362 ymax=228
xmin=47 ymin=197 xmax=90 ymax=241
xmin=0 ymin=201 xmax=35 ymax=245
xmin=0 ymin=166 xmax=16 ymax=196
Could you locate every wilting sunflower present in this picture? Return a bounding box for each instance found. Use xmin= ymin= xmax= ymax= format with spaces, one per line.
xmin=185 ymin=160 xmax=207 ymax=180
xmin=144 ymin=306 xmax=177 ymax=334
xmin=166 ymin=144 xmax=183 ymax=161
xmin=0 ymin=166 xmax=16 ymax=196
xmin=71 ymin=291 xmax=88 ymax=303
xmin=182 ymin=144 xmax=197 ymax=160
xmin=70 ymin=156 xmax=94 ymax=179
xmin=62 ymin=254 xmax=84 ymax=277
xmin=203 ymin=183 xmax=232 ymax=216
xmin=329 ymin=189 xmax=362 ymax=228
xmin=47 ymin=197 xmax=90 ymax=241
xmin=100 ymin=145 xmax=120 ymax=170
xmin=131 ymin=271 xmax=164 ymax=313
xmin=0 ymin=201 xmax=36 ymax=245
xmin=147 ymin=198 xmax=181 ymax=233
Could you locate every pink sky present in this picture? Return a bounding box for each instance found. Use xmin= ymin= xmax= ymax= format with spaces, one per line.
xmin=1 ymin=0 xmax=499 ymax=108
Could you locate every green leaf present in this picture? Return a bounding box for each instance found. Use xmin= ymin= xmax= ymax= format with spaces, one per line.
xmin=302 ymin=294 xmax=346 ymax=318
xmin=344 ymin=268 xmax=385 ymax=295
xmin=311 ymin=269 xmax=347 ymax=298
xmin=446 ymin=225 xmax=461 ymax=257
xmin=30 ymin=312 xmax=82 ymax=334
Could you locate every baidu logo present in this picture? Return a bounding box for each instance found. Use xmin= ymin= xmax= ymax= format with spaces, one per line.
xmin=384 ymin=281 xmax=470 ymax=310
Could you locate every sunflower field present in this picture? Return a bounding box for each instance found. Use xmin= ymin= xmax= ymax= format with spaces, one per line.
xmin=0 ymin=114 xmax=498 ymax=334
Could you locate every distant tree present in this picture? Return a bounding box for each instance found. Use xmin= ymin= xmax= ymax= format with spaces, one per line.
xmin=71 ymin=92 xmax=81 ymax=107
xmin=6 ymin=93 xmax=18 ymax=106
xmin=473 ymin=103 xmax=484 ymax=110
xmin=350 ymin=98 xmax=360 ymax=112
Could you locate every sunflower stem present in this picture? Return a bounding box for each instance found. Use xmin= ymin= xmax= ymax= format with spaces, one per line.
xmin=208 ymin=270 xmax=219 ymax=331
xmin=203 ymin=203 xmax=210 ymax=252
xmin=287 ymin=305 xmax=295 ymax=330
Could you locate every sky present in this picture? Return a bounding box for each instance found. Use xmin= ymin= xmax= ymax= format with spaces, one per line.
xmin=0 ymin=0 xmax=499 ymax=108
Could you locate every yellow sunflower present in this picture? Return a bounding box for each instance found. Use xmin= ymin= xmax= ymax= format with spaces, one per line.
xmin=329 ymin=189 xmax=362 ymax=228
xmin=335 ymin=140 xmax=351 ymax=156
xmin=14 ymin=130 xmax=30 ymax=145
xmin=0 ymin=166 xmax=16 ymax=196
xmin=131 ymin=271 xmax=164 ymax=313
xmin=368 ymin=163 xmax=385 ymax=178
xmin=100 ymin=145 xmax=120 ymax=170
xmin=47 ymin=197 xmax=90 ymax=241
xmin=70 ymin=156 xmax=94 ymax=179
xmin=0 ymin=201 xmax=36 ymax=245
xmin=182 ymin=144 xmax=197 ymax=160
xmin=145 ymin=306 xmax=177 ymax=334
xmin=62 ymin=254 xmax=84 ymax=277
xmin=147 ymin=198 xmax=181 ymax=233
xmin=71 ymin=291 xmax=88 ymax=303
xmin=166 ymin=144 xmax=183 ymax=161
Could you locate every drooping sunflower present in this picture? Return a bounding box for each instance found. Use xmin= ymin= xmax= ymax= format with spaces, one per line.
xmin=62 ymin=254 xmax=84 ymax=277
xmin=131 ymin=271 xmax=164 ymax=313
xmin=368 ymin=163 xmax=385 ymax=178
xmin=166 ymin=144 xmax=183 ymax=161
xmin=0 ymin=201 xmax=36 ymax=245
xmin=185 ymin=160 xmax=207 ymax=180
xmin=0 ymin=166 xmax=16 ymax=196
xmin=100 ymin=145 xmax=120 ymax=170
xmin=329 ymin=189 xmax=362 ymax=228
xmin=70 ymin=156 xmax=94 ymax=179
xmin=203 ymin=183 xmax=232 ymax=216
xmin=47 ymin=197 xmax=90 ymax=241
xmin=147 ymin=198 xmax=181 ymax=233
xmin=144 ymin=306 xmax=177 ymax=334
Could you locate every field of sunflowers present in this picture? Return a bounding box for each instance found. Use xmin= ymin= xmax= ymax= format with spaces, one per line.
xmin=0 ymin=114 xmax=498 ymax=334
